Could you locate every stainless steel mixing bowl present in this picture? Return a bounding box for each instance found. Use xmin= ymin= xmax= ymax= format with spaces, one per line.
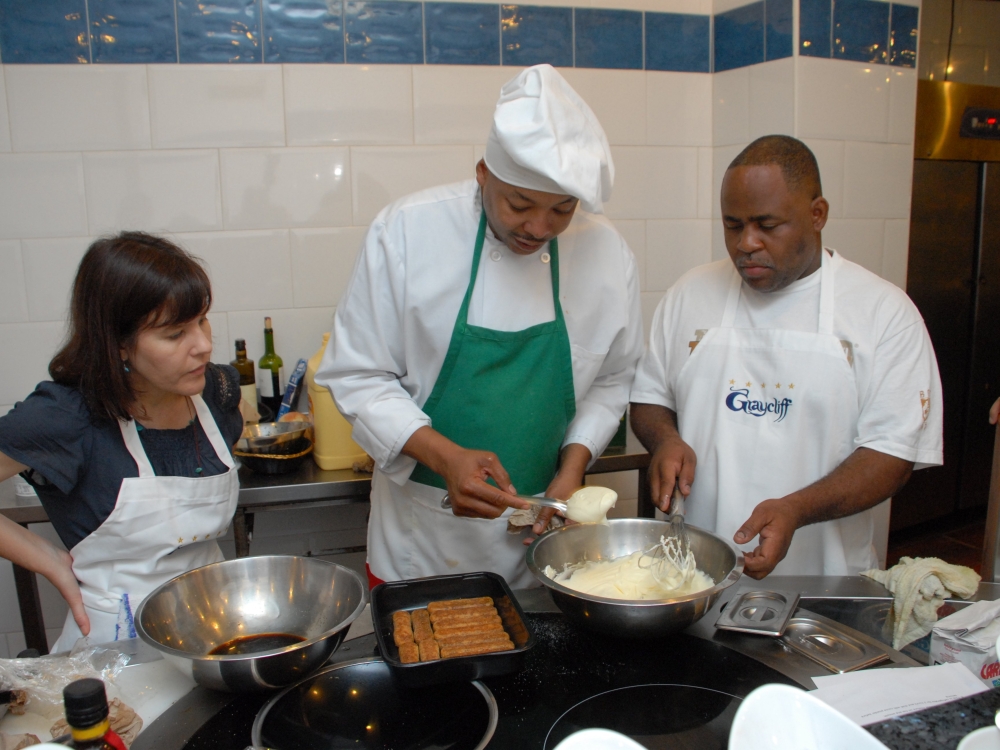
xmin=526 ymin=518 xmax=744 ymax=638
xmin=135 ymin=555 xmax=368 ymax=692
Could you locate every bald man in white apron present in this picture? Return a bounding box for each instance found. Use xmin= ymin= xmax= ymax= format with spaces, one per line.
xmin=630 ymin=136 xmax=943 ymax=578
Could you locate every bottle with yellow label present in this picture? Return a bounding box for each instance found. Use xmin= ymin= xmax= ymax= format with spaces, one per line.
xmin=306 ymin=333 xmax=368 ymax=470
xmin=55 ymin=678 xmax=127 ymax=749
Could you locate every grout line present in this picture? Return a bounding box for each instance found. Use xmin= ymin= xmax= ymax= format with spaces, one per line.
xmin=258 ymin=0 xmax=265 ymax=63
xmin=829 ymin=0 xmax=835 ymax=60
xmin=498 ymin=4 xmax=503 ymax=66
xmin=793 ymin=0 xmax=799 ymax=136
xmin=174 ymin=0 xmax=181 ymax=62
xmin=885 ymin=2 xmax=892 ymax=66
xmin=421 ymin=2 xmax=427 ymax=64
xmin=571 ymin=7 xmax=576 ymax=67
xmin=84 ymin=0 xmax=94 ymax=63
xmin=641 ymin=11 xmax=645 ymax=70
xmin=762 ymin=0 xmax=767 ymax=62
xmin=342 ymin=0 xmax=348 ymax=63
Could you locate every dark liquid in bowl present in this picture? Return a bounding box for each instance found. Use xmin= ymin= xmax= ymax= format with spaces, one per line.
xmin=209 ymin=633 xmax=306 ymax=656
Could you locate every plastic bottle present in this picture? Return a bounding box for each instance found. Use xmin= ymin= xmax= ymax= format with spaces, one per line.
xmin=306 ymin=333 xmax=367 ymax=470
xmin=53 ymin=678 xmax=127 ymax=749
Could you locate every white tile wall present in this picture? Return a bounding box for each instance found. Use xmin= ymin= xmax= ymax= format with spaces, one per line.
xmin=823 ymin=218 xmax=885 ymax=275
xmin=0 ymin=153 xmax=88 ymax=239
xmin=181 ymin=230 xmax=294 ymax=312
xmin=220 ymin=147 xmax=352 ymax=229
xmin=21 ymin=237 xmax=91 ymax=322
xmin=748 ymin=58 xmax=795 ymax=138
xmin=0 ymin=322 xmax=67 ymax=404
xmin=561 ymin=69 xmax=647 ymax=146
xmin=284 ymin=65 xmax=413 ymax=146
xmin=0 ymin=241 xmax=28 ymax=324
xmin=227 ymin=306 xmax=336 ymax=371
xmin=149 ymin=65 xmax=286 ymax=148
xmin=351 ymin=145 xmax=474 ymax=224
xmin=887 ymin=68 xmax=918 ymax=144
xmin=413 ymin=66 xmax=516 ymax=145
xmin=799 ymin=139 xmax=846 ymax=218
xmin=5 ymin=65 xmax=151 ymax=152
xmin=646 ymin=72 xmax=712 ymax=147
xmin=712 ymin=67 xmax=751 ymax=146
xmin=290 ymin=227 xmax=368 ymax=307
xmin=605 ymin=146 xmax=699 ymax=219
xmin=842 ymin=142 xmax=914 ymax=219
xmin=84 ymin=150 xmax=223 ymax=234
xmin=208 ymin=310 xmax=231 ymax=365
xmin=646 ymin=219 xmax=712 ymax=291
xmin=0 ymin=66 xmax=14 ymax=152
xmin=796 ymin=57 xmax=889 ymax=142
xmin=697 ymin=147 xmax=714 ymax=218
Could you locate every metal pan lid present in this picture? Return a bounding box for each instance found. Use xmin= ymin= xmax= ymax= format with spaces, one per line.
xmin=715 ymin=589 xmax=800 ymax=637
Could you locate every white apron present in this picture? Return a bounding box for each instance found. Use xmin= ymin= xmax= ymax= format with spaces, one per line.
xmin=675 ymin=250 xmax=877 ymax=576
xmin=52 ymin=395 xmax=239 ymax=652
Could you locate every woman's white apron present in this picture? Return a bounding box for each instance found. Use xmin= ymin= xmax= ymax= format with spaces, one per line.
xmin=51 ymin=395 xmax=239 ymax=651
xmin=675 ymin=250 xmax=877 ymax=575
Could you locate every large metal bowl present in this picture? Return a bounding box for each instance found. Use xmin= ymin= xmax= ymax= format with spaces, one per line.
xmin=526 ymin=519 xmax=743 ymax=638
xmin=135 ymin=555 xmax=368 ymax=692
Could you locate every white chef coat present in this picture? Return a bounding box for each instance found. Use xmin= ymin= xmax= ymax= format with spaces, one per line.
xmin=631 ymin=251 xmax=943 ymax=572
xmin=318 ymin=179 xmax=643 ymax=584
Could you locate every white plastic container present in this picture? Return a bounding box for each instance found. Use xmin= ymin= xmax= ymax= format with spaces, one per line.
xmin=306 ymin=333 xmax=368 ymax=470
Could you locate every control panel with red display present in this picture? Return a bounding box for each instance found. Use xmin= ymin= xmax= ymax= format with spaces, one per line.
xmin=960 ymin=107 xmax=1000 ymax=140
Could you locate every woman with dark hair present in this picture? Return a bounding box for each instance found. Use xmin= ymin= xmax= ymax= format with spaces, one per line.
xmin=0 ymin=232 xmax=243 ymax=651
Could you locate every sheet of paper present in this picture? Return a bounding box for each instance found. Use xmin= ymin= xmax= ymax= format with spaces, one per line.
xmin=811 ymin=662 xmax=989 ymax=726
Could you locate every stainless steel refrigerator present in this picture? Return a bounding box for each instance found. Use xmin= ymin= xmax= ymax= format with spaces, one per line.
xmin=892 ymin=80 xmax=1000 ymax=531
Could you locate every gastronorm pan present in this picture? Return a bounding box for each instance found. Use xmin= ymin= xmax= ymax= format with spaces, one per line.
xmin=370 ymin=571 xmax=535 ymax=688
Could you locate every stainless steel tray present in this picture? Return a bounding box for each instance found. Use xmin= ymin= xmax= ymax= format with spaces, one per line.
xmin=780 ymin=610 xmax=890 ymax=673
xmin=715 ymin=589 xmax=800 ymax=636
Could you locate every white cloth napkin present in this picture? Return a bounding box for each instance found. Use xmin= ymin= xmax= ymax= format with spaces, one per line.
xmin=861 ymin=556 xmax=980 ymax=649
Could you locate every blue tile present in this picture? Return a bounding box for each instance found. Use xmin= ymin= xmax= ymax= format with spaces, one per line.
xmin=426 ymin=2 xmax=499 ymax=65
xmin=574 ymin=8 xmax=642 ymax=70
xmin=714 ymin=1 xmax=764 ymax=72
xmin=799 ymin=0 xmax=831 ymax=57
xmin=765 ymin=0 xmax=792 ymax=60
xmin=833 ymin=0 xmax=889 ymax=64
xmin=90 ymin=0 xmax=177 ymax=63
xmin=264 ymin=0 xmax=343 ymax=63
xmin=645 ymin=13 xmax=709 ymax=73
xmin=889 ymin=3 xmax=918 ymax=68
xmin=0 ymin=0 xmax=89 ymax=63
xmin=345 ymin=0 xmax=422 ymax=64
xmin=501 ymin=5 xmax=572 ymax=68
xmin=177 ymin=0 xmax=261 ymax=63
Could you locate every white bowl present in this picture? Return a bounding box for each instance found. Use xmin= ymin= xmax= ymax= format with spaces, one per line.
xmin=553 ymin=728 xmax=647 ymax=750
xmin=728 ymin=684 xmax=889 ymax=750
xmin=958 ymin=726 xmax=1000 ymax=750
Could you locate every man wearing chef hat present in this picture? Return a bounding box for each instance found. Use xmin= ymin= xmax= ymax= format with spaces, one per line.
xmin=318 ymin=65 xmax=643 ymax=588
xmin=629 ymin=135 xmax=943 ymax=579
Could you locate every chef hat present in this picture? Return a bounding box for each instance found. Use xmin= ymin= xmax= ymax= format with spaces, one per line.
xmin=484 ymin=65 xmax=614 ymax=214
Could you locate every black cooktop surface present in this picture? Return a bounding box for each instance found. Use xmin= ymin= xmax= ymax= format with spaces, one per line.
xmin=174 ymin=613 xmax=796 ymax=750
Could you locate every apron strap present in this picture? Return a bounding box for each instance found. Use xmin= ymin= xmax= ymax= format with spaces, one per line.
xmin=720 ymin=266 xmax=743 ymax=328
xmin=118 ymin=419 xmax=156 ymax=478
xmin=191 ymin=393 xmax=236 ymax=469
xmin=818 ymin=248 xmax=836 ymax=336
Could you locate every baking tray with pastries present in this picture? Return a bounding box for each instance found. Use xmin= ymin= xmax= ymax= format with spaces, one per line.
xmin=370 ymin=571 xmax=536 ymax=687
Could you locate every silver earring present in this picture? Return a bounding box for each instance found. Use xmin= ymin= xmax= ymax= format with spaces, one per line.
xmin=123 ymin=362 xmax=130 ymax=373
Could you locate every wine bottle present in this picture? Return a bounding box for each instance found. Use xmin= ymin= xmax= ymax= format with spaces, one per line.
xmin=53 ymin=678 xmax=127 ymax=749
xmin=230 ymin=339 xmax=257 ymax=409
xmin=258 ymin=317 xmax=285 ymax=417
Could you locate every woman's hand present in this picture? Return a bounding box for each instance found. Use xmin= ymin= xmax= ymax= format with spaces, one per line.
xmin=41 ymin=545 xmax=90 ymax=636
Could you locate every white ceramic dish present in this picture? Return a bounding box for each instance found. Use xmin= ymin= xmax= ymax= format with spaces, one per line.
xmin=958 ymin=726 xmax=1000 ymax=750
xmin=728 ymin=683 xmax=889 ymax=750
xmin=553 ymin=728 xmax=647 ymax=750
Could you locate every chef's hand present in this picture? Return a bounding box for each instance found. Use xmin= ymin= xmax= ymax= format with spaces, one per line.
xmin=648 ymin=435 xmax=696 ymax=512
xmin=401 ymin=426 xmax=529 ymax=519
xmin=523 ymin=444 xmax=592 ymax=546
xmin=43 ymin=544 xmax=90 ymax=636
xmin=991 ymin=397 xmax=1000 ymax=425
xmin=733 ymin=498 xmax=799 ymax=579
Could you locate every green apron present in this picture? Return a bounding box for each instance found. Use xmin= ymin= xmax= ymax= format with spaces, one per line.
xmin=409 ymin=210 xmax=576 ymax=495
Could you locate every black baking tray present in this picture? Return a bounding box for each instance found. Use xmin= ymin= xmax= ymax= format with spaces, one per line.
xmin=370 ymin=571 xmax=535 ymax=687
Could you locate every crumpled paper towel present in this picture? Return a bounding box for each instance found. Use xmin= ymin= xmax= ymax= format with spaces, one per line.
xmin=861 ymin=556 xmax=980 ymax=649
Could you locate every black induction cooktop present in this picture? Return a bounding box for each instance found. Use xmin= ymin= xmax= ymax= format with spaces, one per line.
xmin=161 ymin=613 xmax=796 ymax=750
